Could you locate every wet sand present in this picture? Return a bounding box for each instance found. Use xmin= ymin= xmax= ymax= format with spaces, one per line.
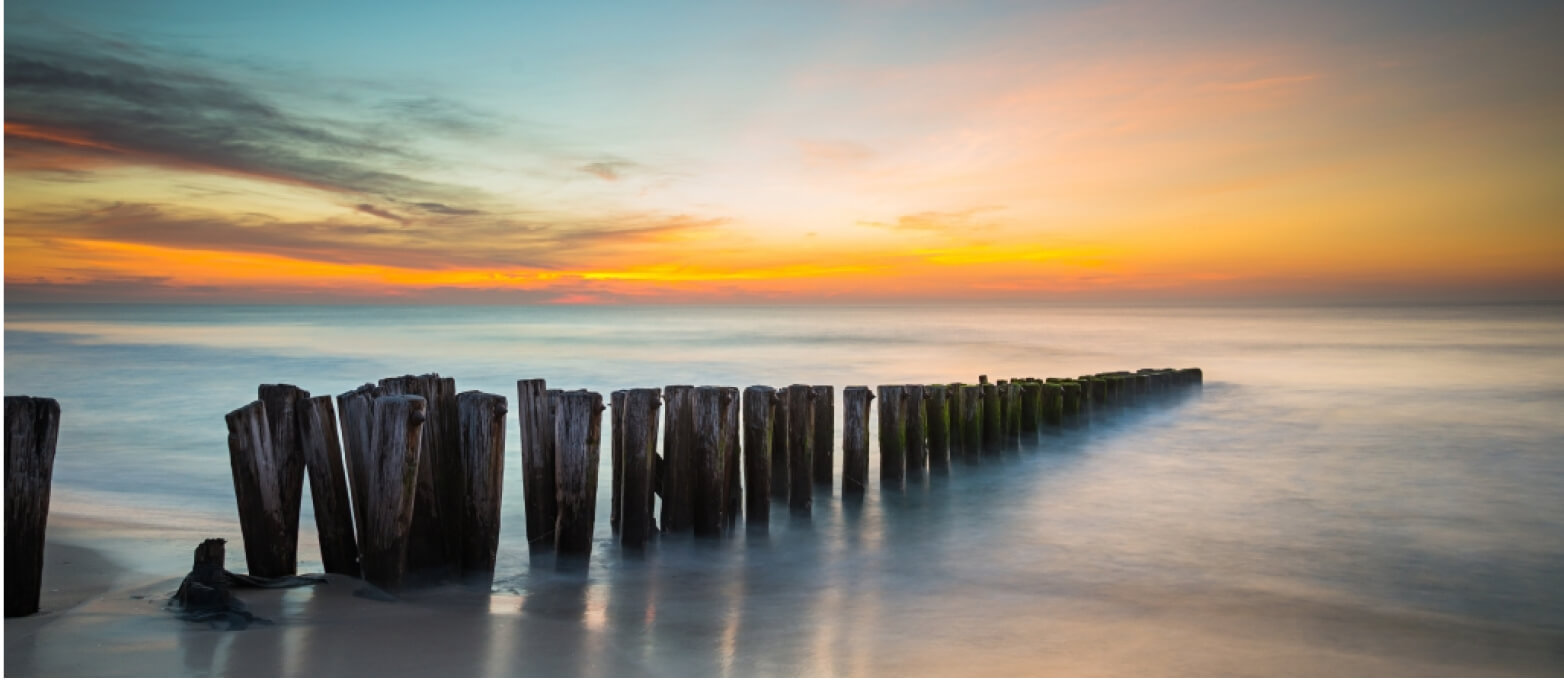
xmin=6 ymin=517 xmax=1563 ymax=677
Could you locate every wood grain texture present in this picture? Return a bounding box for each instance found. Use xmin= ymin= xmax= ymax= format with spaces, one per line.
xmin=378 ymin=374 xmax=459 ymax=580
xmin=516 ymin=379 xmax=557 ymax=550
xmin=691 ymin=386 xmax=727 ymax=537
xmin=810 ymin=386 xmax=834 ymax=487
xmin=742 ymin=386 xmax=776 ymax=532
xmin=786 ymin=384 xmax=815 ymax=514
xmin=257 ymin=384 xmax=307 ymax=572
xmin=335 ymin=383 xmax=381 ymax=554
xmin=876 ymin=385 xmax=906 ymax=490
xmin=554 ymin=390 xmax=604 ymax=563
xmin=5 ymin=396 xmax=60 ymax=617
xmin=610 ymin=390 xmax=626 ymax=535
xmin=925 ymin=385 xmax=949 ymax=472
xmin=620 ymin=388 xmax=661 ymax=550
xmin=721 ymin=386 xmax=742 ymax=531
xmin=841 ymin=387 xmax=872 ymax=496
xmin=360 ymin=395 xmax=425 ymax=593
xmin=225 ymin=400 xmax=292 ymax=578
xmin=457 ymin=390 xmax=506 ymax=585
xmin=298 ymin=395 xmax=360 ymax=577
xmin=659 ymin=385 xmax=695 ymax=534
xmin=770 ymin=387 xmax=789 ymax=501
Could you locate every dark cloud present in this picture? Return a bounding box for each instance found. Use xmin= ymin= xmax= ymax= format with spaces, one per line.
xmin=355 ymin=203 xmax=409 ymax=225
xmin=410 ymin=202 xmax=482 ymax=216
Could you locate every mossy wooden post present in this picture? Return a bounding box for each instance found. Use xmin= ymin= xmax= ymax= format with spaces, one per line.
xmin=877 ymin=385 xmax=906 ymax=491
xmin=1060 ymin=381 xmax=1082 ymax=425
xmin=925 ymin=385 xmax=949 ymax=472
xmin=361 ymin=395 xmax=425 ymax=593
xmin=690 ymin=386 xmax=727 ymax=537
xmin=516 ymin=379 xmax=557 ymax=551
xmin=904 ymin=384 xmax=926 ymax=474
xmin=721 ymin=387 xmax=742 ymax=531
xmin=660 ymin=385 xmax=696 ymax=534
xmin=981 ymin=383 xmax=1001 ymax=454
xmin=1021 ymin=382 xmax=1041 ymax=434
xmin=811 ymin=385 xmax=834 ymax=488
xmin=960 ymin=385 xmax=982 ymax=458
xmin=770 ymin=387 xmax=789 ymax=501
xmin=1041 ymin=382 xmax=1064 ymax=427
xmin=1005 ymin=382 xmax=1023 ymax=448
xmin=226 ymin=401 xmax=293 ymax=578
xmin=298 ymin=395 xmax=360 ymax=577
xmin=5 ymin=396 xmax=60 ymax=617
xmin=555 ymin=390 xmax=604 ymax=566
xmin=742 ymin=386 xmax=776 ymax=532
xmin=610 ymin=390 xmax=626 ymax=535
xmin=336 ymin=383 xmax=380 ymax=551
xmin=378 ymin=374 xmax=460 ymax=578
xmin=947 ymin=383 xmax=965 ymax=459
xmin=620 ymin=388 xmax=661 ymax=550
xmin=786 ymin=384 xmax=815 ymax=515
xmin=457 ymin=391 xmax=506 ymax=586
xmin=842 ymin=387 xmax=873 ymax=496
xmin=257 ymin=384 xmax=308 ymax=574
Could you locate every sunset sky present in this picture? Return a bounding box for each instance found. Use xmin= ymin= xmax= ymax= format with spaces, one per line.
xmin=6 ymin=1 xmax=1562 ymax=304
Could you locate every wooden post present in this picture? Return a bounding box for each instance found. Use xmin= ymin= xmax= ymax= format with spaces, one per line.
xmin=811 ymin=385 xmax=834 ymax=488
xmin=925 ymin=385 xmax=949 ymax=471
xmin=257 ymin=384 xmax=308 ymax=574
xmin=842 ymin=387 xmax=873 ymax=496
xmin=1021 ymin=381 xmax=1041 ymax=434
xmin=225 ymin=401 xmax=292 ymax=578
xmin=770 ymin=388 xmax=789 ymax=500
xmin=298 ymin=396 xmax=360 ymax=577
xmin=5 ymin=396 xmax=60 ymax=617
xmin=1041 ymin=382 xmax=1064 ymax=426
xmin=904 ymin=384 xmax=926 ymax=474
xmin=786 ymin=385 xmax=814 ymax=514
xmin=742 ymin=386 xmax=776 ymax=532
xmin=721 ymin=387 xmax=742 ymax=531
xmin=960 ymin=385 xmax=982 ymax=458
xmin=1060 ymin=381 xmax=1082 ymax=424
xmin=660 ymin=385 xmax=695 ymax=534
xmin=609 ymin=390 xmax=626 ymax=535
xmin=1005 ymin=382 xmax=1023 ymax=448
xmin=981 ymin=383 xmax=1001 ymax=454
xmin=947 ymin=383 xmax=964 ymax=459
xmin=877 ymin=385 xmax=906 ymax=490
xmin=691 ymin=386 xmax=727 ymax=538
xmin=360 ymin=395 xmax=425 ymax=593
xmin=457 ymin=391 xmax=506 ymax=586
xmin=620 ymin=388 xmax=661 ymax=550
xmin=378 ymin=375 xmax=459 ymax=578
xmin=554 ymin=390 xmax=604 ymax=564
xmin=516 ymin=379 xmax=557 ymax=550
xmin=335 ymin=383 xmax=380 ymax=555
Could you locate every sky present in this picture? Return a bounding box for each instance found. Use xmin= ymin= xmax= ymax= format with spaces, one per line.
xmin=5 ymin=0 xmax=1563 ymax=304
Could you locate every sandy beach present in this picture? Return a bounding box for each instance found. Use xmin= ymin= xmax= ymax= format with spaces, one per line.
xmin=7 ymin=514 xmax=1563 ymax=677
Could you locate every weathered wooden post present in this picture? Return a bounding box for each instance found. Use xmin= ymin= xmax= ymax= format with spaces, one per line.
xmin=336 ymin=383 xmax=380 ymax=552
xmin=691 ymin=386 xmax=727 ymax=537
xmin=5 ymin=396 xmax=60 ymax=617
xmin=811 ymin=386 xmax=834 ymax=488
xmin=620 ymin=388 xmax=661 ymax=550
xmin=981 ymin=383 xmax=1001 ymax=454
xmin=226 ymin=401 xmax=293 ymax=577
xmin=1061 ymin=381 xmax=1082 ymax=425
xmin=555 ymin=390 xmax=604 ymax=565
xmin=947 ymin=383 xmax=965 ymax=459
xmin=842 ymin=387 xmax=873 ymax=496
xmin=297 ymin=395 xmax=359 ymax=577
xmin=904 ymin=384 xmax=926 ymax=474
xmin=660 ymin=385 xmax=696 ymax=534
xmin=722 ymin=386 xmax=742 ymax=531
xmin=457 ymin=391 xmax=506 ymax=586
xmin=960 ymin=385 xmax=983 ymax=458
xmin=360 ymin=395 xmax=425 ymax=593
xmin=1005 ymin=382 xmax=1023 ymax=448
xmin=742 ymin=386 xmax=776 ymax=532
xmin=877 ymin=385 xmax=906 ymax=490
xmin=378 ymin=375 xmax=459 ymax=578
xmin=926 ymin=385 xmax=950 ymax=472
xmin=517 ymin=379 xmax=557 ymax=550
xmin=610 ymin=390 xmax=626 ymax=535
xmin=786 ymin=385 xmax=815 ymax=514
xmin=1041 ymin=382 xmax=1064 ymax=427
xmin=257 ymin=384 xmax=308 ymax=573
xmin=1021 ymin=381 xmax=1041 ymax=434
xmin=770 ymin=388 xmax=789 ymax=501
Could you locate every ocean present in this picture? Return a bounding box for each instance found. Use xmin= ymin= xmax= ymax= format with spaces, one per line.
xmin=6 ymin=302 xmax=1563 ymax=674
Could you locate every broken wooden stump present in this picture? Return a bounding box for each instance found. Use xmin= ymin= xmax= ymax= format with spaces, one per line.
xmin=555 ymin=390 xmax=605 ymax=567
xmin=360 ymin=395 xmax=425 ymax=593
xmin=457 ymin=390 xmax=506 ymax=586
xmin=5 ymin=396 xmax=60 ymax=617
xmin=298 ymin=395 xmax=359 ymax=577
xmin=517 ymin=379 xmax=558 ymax=551
xmin=225 ymin=400 xmax=293 ymax=578
xmin=378 ymin=374 xmax=459 ymax=580
xmin=842 ymin=386 xmax=873 ymax=496
xmin=335 ymin=383 xmax=380 ymax=555
xmin=620 ymin=388 xmax=661 ymax=550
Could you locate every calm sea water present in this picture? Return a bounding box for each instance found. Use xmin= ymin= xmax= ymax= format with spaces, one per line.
xmin=6 ymin=302 xmax=1564 ymax=673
